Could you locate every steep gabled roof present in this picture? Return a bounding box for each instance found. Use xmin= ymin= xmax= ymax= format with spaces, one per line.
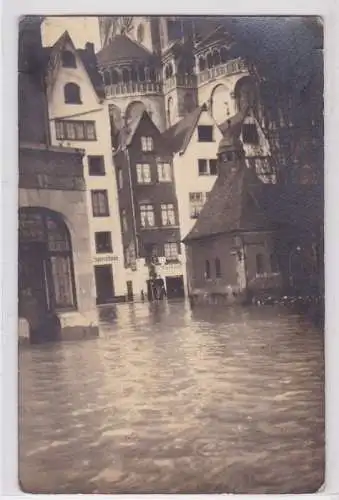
xmin=46 ymin=31 xmax=104 ymax=99
xmin=96 ymin=34 xmax=154 ymax=65
xmin=117 ymin=110 xmax=166 ymax=151
xmin=162 ymin=105 xmax=208 ymax=154
xmin=183 ymin=166 xmax=269 ymax=242
xmin=219 ymin=107 xmax=249 ymax=136
xmin=184 ymin=167 xmax=323 ymax=243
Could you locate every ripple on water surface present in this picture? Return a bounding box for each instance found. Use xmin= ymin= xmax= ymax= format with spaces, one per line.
xmin=19 ymin=301 xmax=324 ymax=494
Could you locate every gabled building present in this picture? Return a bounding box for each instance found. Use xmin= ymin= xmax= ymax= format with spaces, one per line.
xmin=113 ymin=111 xmax=184 ymax=300
xmin=44 ymin=31 xmax=126 ymax=304
xmin=162 ymin=103 xmax=274 ymax=293
xmin=184 ymin=110 xmax=323 ymax=305
xmin=219 ymin=108 xmax=276 ymax=184
xmin=163 ymin=104 xmax=221 ymax=251
xmin=18 ymin=17 xmax=99 ymax=343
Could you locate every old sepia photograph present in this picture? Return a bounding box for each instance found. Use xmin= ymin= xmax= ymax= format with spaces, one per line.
xmin=18 ymin=15 xmax=324 ymax=494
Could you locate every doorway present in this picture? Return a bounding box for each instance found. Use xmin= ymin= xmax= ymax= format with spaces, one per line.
xmin=126 ymin=280 xmax=134 ymax=301
xmin=165 ymin=275 xmax=185 ymax=299
xmin=94 ymin=265 xmax=115 ymax=304
xmin=19 ymin=208 xmax=76 ymax=343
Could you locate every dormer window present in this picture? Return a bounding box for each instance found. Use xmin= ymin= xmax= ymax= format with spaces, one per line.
xmin=198 ymin=125 xmax=213 ymax=142
xmin=242 ymin=124 xmax=259 ymax=144
xmin=62 ymin=50 xmax=76 ymax=68
xmin=141 ymin=136 xmax=153 ymax=152
xmin=64 ymin=83 xmax=82 ymax=104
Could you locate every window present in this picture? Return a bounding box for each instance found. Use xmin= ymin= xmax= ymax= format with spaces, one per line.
xmin=209 ymin=159 xmax=218 ymax=175
xmin=215 ymin=258 xmax=222 ymax=278
xmin=198 ymin=125 xmax=213 ymax=142
xmin=64 ymin=83 xmax=82 ymax=104
xmin=189 ymin=192 xmax=208 ymax=218
xmin=256 ymin=253 xmax=265 ymax=275
xmin=95 ymin=232 xmax=112 ymax=253
xmin=117 ymin=168 xmax=123 ymax=189
xmin=164 ymin=242 xmax=179 ymax=261
xmin=161 ymin=203 xmax=175 ymax=226
xmin=270 ymin=253 xmax=279 ymax=273
xmin=198 ymin=159 xmax=217 ymax=175
xmin=144 ymin=243 xmax=159 ymax=264
xmin=121 ymin=210 xmax=128 ymax=232
xmin=198 ymin=159 xmax=208 ymax=175
xmin=88 ymin=156 xmax=105 ymax=176
xmin=140 ymin=204 xmax=155 ymax=227
xmin=62 ymin=50 xmax=76 ymax=68
xmin=141 ymin=136 xmax=154 ymax=151
xmin=205 ymin=260 xmax=211 ymax=279
xmin=242 ymin=124 xmax=259 ymax=144
xmin=55 ymin=120 xmax=96 ymax=141
xmin=91 ymin=190 xmax=109 ymax=217
xmin=136 ymin=163 xmax=151 ymax=184
xmin=157 ymin=163 xmax=171 ymax=182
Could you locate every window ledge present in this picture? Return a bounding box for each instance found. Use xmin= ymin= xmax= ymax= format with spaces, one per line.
xmin=55 ymin=307 xmax=78 ymax=314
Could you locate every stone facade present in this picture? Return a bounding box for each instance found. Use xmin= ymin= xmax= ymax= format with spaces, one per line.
xmin=18 ymin=18 xmax=99 ymax=343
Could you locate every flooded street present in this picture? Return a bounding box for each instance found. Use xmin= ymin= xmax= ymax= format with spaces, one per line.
xmin=19 ymin=301 xmax=324 ymax=494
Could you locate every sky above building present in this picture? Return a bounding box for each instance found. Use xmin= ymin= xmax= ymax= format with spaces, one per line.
xmin=41 ymin=16 xmax=101 ymax=51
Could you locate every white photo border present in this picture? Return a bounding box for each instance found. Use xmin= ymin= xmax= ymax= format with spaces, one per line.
xmin=1 ymin=0 xmax=338 ymax=498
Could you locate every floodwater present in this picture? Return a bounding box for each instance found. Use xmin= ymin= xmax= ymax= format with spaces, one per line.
xmin=19 ymin=300 xmax=324 ymax=494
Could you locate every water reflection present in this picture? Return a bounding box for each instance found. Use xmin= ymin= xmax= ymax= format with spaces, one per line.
xmin=19 ymin=300 xmax=324 ymax=494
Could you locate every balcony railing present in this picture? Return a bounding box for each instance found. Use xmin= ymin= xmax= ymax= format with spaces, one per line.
xmin=19 ymin=144 xmax=85 ymax=191
xmin=197 ymin=58 xmax=248 ymax=86
xmin=163 ymin=74 xmax=197 ymax=93
xmin=105 ymin=81 xmax=163 ymax=98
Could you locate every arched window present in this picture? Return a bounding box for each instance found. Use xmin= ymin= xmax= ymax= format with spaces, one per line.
xmin=220 ymin=46 xmax=227 ymax=63
xmin=213 ymin=50 xmax=221 ymax=66
xmin=149 ymin=67 xmax=156 ymax=82
xmin=103 ymin=71 xmax=111 ymax=86
xmin=198 ymin=57 xmax=206 ymax=72
xmin=205 ymin=260 xmax=211 ymax=279
xmin=270 ymin=253 xmax=279 ymax=273
xmin=165 ymin=63 xmax=173 ymax=79
xmin=110 ymin=69 xmax=120 ymax=84
xmin=207 ymin=53 xmax=213 ymax=69
xmin=130 ymin=67 xmax=138 ymax=82
xmin=215 ymin=258 xmax=221 ymax=278
xmin=137 ymin=23 xmax=145 ymax=43
xmin=62 ymin=50 xmax=76 ymax=68
xmin=64 ymin=83 xmax=81 ymax=104
xmin=256 ymin=253 xmax=265 ymax=275
xmin=122 ymin=68 xmax=130 ymax=83
xmin=167 ymin=96 xmax=174 ymax=126
xmin=19 ymin=208 xmax=76 ymax=311
xmin=184 ymin=93 xmax=195 ymax=113
xmin=138 ymin=66 xmax=146 ymax=82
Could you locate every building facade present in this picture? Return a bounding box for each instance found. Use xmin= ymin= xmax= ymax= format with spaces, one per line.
xmin=18 ymin=17 xmax=99 ymax=343
xmin=113 ymin=111 xmax=184 ymax=300
xmin=184 ymin=111 xmax=323 ymax=305
xmin=97 ymin=16 xmax=322 ymax=187
xmin=44 ymin=31 xmax=126 ymax=304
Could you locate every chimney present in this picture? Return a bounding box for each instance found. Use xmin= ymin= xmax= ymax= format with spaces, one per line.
xmin=85 ymin=42 xmax=95 ymax=54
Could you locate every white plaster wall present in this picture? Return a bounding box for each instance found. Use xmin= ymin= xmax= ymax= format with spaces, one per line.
xmin=172 ymin=111 xmax=223 ymax=289
xmin=47 ymin=42 xmax=126 ymax=296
